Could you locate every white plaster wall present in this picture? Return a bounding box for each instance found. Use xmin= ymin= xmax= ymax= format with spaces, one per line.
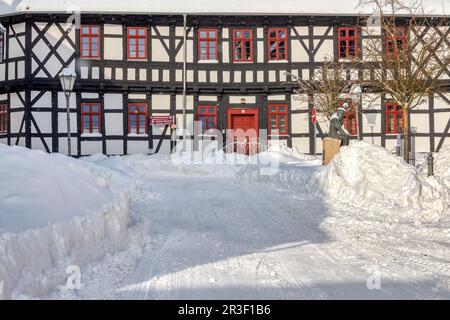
xmin=105 ymin=113 xmax=123 ymax=135
xmin=127 ymin=140 xmax=149 ymax=154
xmin=81 ymin=141 xmax=103 ymax=155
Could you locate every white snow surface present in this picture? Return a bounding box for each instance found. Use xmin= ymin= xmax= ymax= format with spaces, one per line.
xmin=51 ymin=142 xmax=449 ymax=300
xmin=1 ymin=142 xmax=450 ymax=299
xmin=0 ymin=145 xmax=133 ymax=299
xmin=0 ymin=0 xmax=447 ymax=16
xmin=435 ymin=145 xmax=450 ymax=182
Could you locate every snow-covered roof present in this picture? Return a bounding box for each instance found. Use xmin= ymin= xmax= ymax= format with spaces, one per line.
xmin=0 ymin=0 xmax=448 ymax=17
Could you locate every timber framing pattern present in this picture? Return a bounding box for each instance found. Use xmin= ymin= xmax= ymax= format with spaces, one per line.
xmin=0 ymin=13 xmax=449 ymax=156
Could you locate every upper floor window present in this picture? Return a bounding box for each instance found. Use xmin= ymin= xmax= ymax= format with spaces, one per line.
xmin=268 ymin=28 xmax=288 ymax=61
xmin=127 ymin=27 xmax=148 ymax=60
xmin=197 ymin=106 xmax=218 ymax=133
xmin=80 ymin=26 xmax=100 ymax=59
xmin=338 ymin=27 xmax=358 ymax=59
xmin=0 ymin=104 xmax=8 ymax=134
xmin=198 ymin=29 xmax=218 ymax=61
xmin=81 ymin=103 xmax=102 ymax=134
xmin=233 ymin=29 xmax=253 ymax=62
xmin=386 ymin=27 xmax=407 ymax=58
xmin=386 ymin=103 xmax=404 ymax=134
xmin=128 ymin=103 xmax=148 ymax=135
xmin=268 ymin=104 xmax=289 ymax=135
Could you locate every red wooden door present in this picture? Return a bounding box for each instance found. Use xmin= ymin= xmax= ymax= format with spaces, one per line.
xmin=227 ymin=108 xmax=259 ymax=155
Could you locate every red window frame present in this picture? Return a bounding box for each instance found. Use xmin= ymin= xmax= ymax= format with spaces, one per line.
xmin=197 ymin=106 xmax=218 ymax=133
xmin=268 ymin=104 xmax=289 ymax=135
xmin=198 ymin=29 xmax=218 ymax=61
xmin=0 ymin=104 xmax=8 ymax=134
xmin=386 ymin=27 xmax=407 ymax=58
xmin=81 ymin=103 xmax=102 ymax=134
xmin=128 ymin=103 xmax=148 ymax=134
xmin=344 ymin=108 xmax=358 ymax=136
xmin=127 ymin=27 xmax=148 ymax=60
xmin=232 ymin=29 xmax=253 ymax=62
xmin=268 ymin=28 xmax=288 ymax=61
xmin=386 ymin=103 xmax=404 ymax=134
xmin=338 ymin=27 xmax=358 ymax=59
xmin=80 ymin=25 xmax=101 ymax=59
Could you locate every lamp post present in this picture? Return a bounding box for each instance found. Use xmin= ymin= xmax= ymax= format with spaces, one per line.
xmin=59 ymin=68 xmax=77 ymax=156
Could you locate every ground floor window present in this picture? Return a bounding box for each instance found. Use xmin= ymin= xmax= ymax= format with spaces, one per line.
xmin=268 ymin=104 xmax=288 ymax=135
xmin=0 ymin=104 xmax=7 ymax=133
xmin=128 ymin=103 xmax=148 ymax=134
xmin=386 ymin=103 xmax=404 ymax=134
xmin=197 ymin=106 xmax=218 ymax=133
xmin=344 ymin=107 xmax=358 ymax=136
xmin=81 ymin=103 xmax=101 ymax=134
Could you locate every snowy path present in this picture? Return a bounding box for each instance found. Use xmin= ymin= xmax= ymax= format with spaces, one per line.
xmin=91 ymin=172 xmax=446 ymax=299
xmin=51 ymin=159 xmax=450 ymax=300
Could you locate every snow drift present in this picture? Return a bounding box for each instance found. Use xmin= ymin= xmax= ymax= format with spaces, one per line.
xmin=240 ymin=142 xmax=449 ymax=219
xmin=434 ymin=145 xmax=450 ymax=186
xmin=0 ymin=145 xmax=132 ymax=299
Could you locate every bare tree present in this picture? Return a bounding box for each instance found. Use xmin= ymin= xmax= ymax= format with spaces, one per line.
xmin=293 ymin=59 xmax=360 ymax=122
xmin=357 ymin=0 xmax=450 ymax=162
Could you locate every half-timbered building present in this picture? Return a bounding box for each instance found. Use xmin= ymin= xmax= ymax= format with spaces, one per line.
xmin=0 ymin=0 xmax=449 ymax=156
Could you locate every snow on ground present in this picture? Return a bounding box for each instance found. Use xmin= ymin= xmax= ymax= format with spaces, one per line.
xmin=0 ymin=145 xmax=133 ymax=299
xmin=43 ymin=142 xmax=450 ymax=300
xmin=1 ymin=142 xmax=449 ymax=299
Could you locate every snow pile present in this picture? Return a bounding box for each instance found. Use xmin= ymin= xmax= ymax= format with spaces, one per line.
xmin=325 ymin=142 xmax=449 ymax=215
xmin=240 ymin=142 xmax=449 ymax=218
xmin=0 ymin=145 xmax=132 ymax=299
xmin=434 ymin=145 xmax=450 ymax=184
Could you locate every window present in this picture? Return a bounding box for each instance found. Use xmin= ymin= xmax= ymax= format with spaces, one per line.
xmin=198 ymin=29 xmax=218 ymax=61
xmin=268 ymin=28 xmax=288 ymax=61
xmin=233 ymin=29 xmax=253 ymax=62
xmin=197 ymin=106 xmax=218 ymax=133
xmin=0 ymin=33 xmax=4 ymax=62
xmin=386 ymin=27 xmax=407 ymax=58
xmin=80 ymin=26 xmax=100 ymax=59
xmin=127 ymin=27 xmax=147 ymax=60
xmin=338 ymin=27 xmax=358 ymax=59
xmin=386 ymin=103 xmax=404 ymax=134
xmin=344 ymin=108 xmax=358 ymax=136
xmin=0 ymin=104 xmax=7 ymax=134
xmin=128 ymin=103 xmax=148 ymax=134
xmin=81 ymin=103 xmax=101 ymax=134
xmin=268 ymin=104 xmax=288 ymax=135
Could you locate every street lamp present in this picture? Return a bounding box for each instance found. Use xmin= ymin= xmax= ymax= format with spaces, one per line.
xmin=59 ymin=68 xmax=77 ymax=156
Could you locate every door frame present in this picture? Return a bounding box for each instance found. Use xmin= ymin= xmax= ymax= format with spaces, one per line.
xmin=226 ymin=108 xmax=259 ymax=133
xmin=226 ymin=107 xmax=259 ymax=154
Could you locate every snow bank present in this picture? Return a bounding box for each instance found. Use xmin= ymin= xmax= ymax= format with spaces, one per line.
xmin=240 ymin=142 xmax=449 ymax=219
xmin=434 ymin=145 xmax=450 ymax=182
xmin=325 ymin=142 xmax=449 ymax=215
xmin=0 ymin=145 xmax=132 ymax=299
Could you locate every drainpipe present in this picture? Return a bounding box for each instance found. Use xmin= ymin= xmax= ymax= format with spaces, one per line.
xmin=182 ymin=13 xmax=188 ymax=149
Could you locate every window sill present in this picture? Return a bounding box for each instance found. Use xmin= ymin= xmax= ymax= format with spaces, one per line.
xmin=127 ymin=59 xmax=148 ymax=62
xmin=80 ymin=57 xmax=102 ymax=61
xmin=269 ymin=134 xmax=289 ymax=137
xmin=233 ymin=61 xmax=254 ymax=64
xmin=198 ymin=60 xmax=219 ymax=64
xmin=81 ymin=133 xmax=103 ymax=138
xmin=268 ymin=60 xmax=289 ymax=64
xmin=338 ymin=57 xmax=357 ymax=62
xmin=128 ymin=133 xmax=149 ymax=137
